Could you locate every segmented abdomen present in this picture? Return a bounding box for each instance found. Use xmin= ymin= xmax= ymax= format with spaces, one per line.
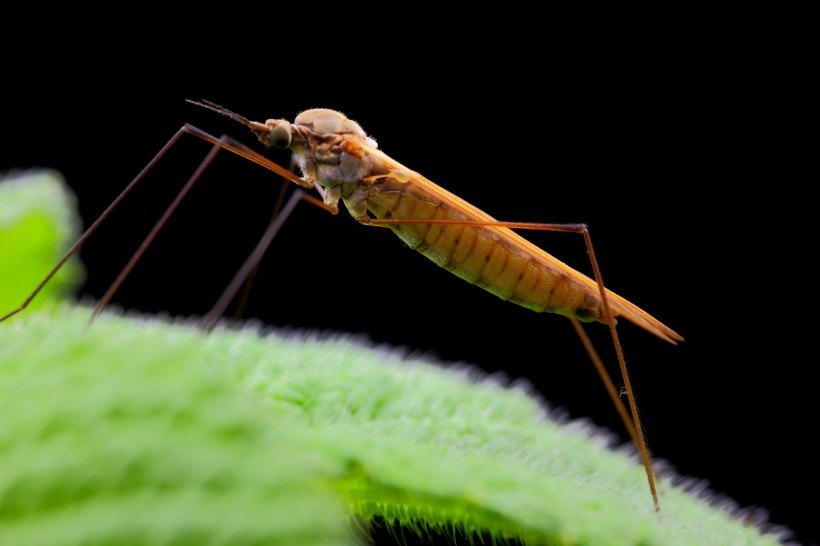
xmin=366 ymin=177 xmax=601 ymax=322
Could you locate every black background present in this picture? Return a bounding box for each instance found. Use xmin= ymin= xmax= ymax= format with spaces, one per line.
xmin=2 ymin=20 xmax=812 ymax=546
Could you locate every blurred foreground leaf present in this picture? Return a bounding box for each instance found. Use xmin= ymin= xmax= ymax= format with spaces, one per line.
xmin=0 ymin=169 xmax=84 ymax=312
xmin=0 ymin=171 xmax=791 ymax=545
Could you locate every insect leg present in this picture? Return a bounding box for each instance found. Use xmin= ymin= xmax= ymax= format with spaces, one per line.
xmin=0 ymin=124 xmax=320 ymax=326
xmin=0 ymin=126 xmax=195 ymax=324
xmin=362 ymin=216 xmax=661 ymax=513
xmin=198 ymin=188 xmax=327 ymax=331
xmin=88 ymin=129 xmax=334 ymax=328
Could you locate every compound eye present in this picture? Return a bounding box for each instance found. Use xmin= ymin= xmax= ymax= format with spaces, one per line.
xmin=268 ymin=124 xmax=292 ymax=148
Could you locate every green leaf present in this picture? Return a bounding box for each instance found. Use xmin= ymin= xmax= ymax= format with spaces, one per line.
xmin=0 ymin=171 xmax=787 ymax=545
xmin=0 ymin=170 xmax=85 ymax=312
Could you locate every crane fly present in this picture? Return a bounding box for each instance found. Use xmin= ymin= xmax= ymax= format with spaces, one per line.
xmin=2 ymin=100 xmax=683 ymax=515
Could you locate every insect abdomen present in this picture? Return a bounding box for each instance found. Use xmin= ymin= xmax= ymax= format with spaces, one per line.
xmin=367 ymin=178 xmax=601 ymax=322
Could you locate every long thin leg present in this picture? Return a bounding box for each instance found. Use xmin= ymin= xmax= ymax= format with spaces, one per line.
xmin=0 ymin=124 xmax=316 ymax=325
xmin=4 ymin=119 xmax=660 ymax=513
xmin=88 ymin=136 xmax=226 ymax=323
xmin=0 ymin=126 xmax=187 ymax=323
xmin=228 ymin=154 xmax=303 ymax=325
xmin=229 ymin=183 xmax=291 ymax=325
xmin=360 ymin=216 xmax=661 ymax=513
xmin=569 ymin=317 xmax=641 ymax=455
xmin=198 ymin=189 xmax=329 ymax=331
xmin=95 ymin=134 xmax=335 ymax=327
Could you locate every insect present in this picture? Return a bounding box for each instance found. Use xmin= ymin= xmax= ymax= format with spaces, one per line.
xmin=2 ymin=100 xmax=683 ymax=513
